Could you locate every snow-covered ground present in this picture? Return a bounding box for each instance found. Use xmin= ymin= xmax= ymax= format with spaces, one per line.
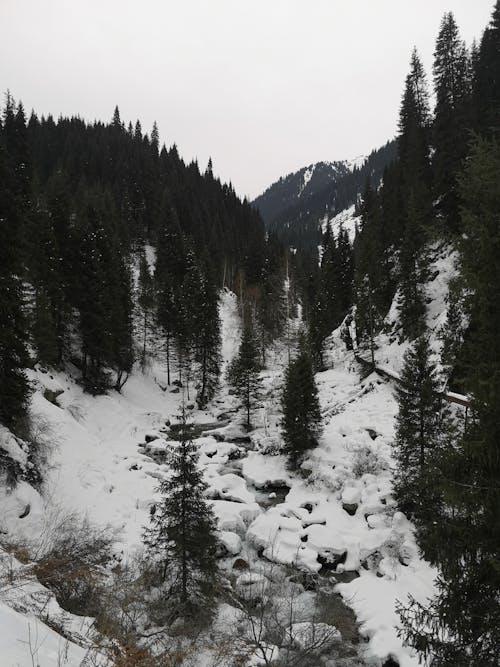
xmin=0 ymin=254 xmax=457 ymax=664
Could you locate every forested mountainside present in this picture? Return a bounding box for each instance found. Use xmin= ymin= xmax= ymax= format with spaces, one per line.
xmin=254 ymin=140 xmax=396 ymax=250
xmin=0 ymin=2 xmax=499 ymax=667
xmin=0 ymin=102 xmax=289 ymax=407
xmin=253 ymin=159 xmax=355 ymax=225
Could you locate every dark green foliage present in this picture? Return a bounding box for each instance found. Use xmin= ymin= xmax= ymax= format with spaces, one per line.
xmin=137 ymin=252 xmax=155 ymax=366
xmin=432 ymin=12 xmax=471 ymax=230
xmin=255 ymin=236 xmax=287 ymax=364
xmin=73 ymin=191 xmax=133 ymax=392
xmin=281 ymin=338 xmax=322 ymax=468
xmin=398 ymin=135 xmax=500 ymax=667
xmin=227 ymin=325 xmax=262 ymax=429
xmin=143 ymin=412 xmax=219 ymax=620
xmin=354 ymin=180 xmax=396 ymax=344
xmin=473 ymin=1 xmax=500 ymax=135
xmin=260 ymin=141 xmax=397 ymax=251
xmin=397 ymin=195 xmax=428 ymax=340
xmin=0 ymin=95 xmax=32 ymax=428
xmin=393 ymin=336 xmax=444 ymax=524
xmin=195 ymin=263 xmax=222 ymax=409
xmin=308 ymin=224 xmax=354 ymax=367
xmin=439 ymin=278 xmax=466 ymax=384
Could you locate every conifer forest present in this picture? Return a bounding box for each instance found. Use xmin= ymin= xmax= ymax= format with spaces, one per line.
xmin=0 ymin=2 xmax=499 ymax=666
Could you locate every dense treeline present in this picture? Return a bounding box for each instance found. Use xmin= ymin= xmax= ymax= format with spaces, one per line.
xmin=349 ymin=4 xmax=500 ymax=664
xmin=0 ymin=98 xmax=287 ymax=424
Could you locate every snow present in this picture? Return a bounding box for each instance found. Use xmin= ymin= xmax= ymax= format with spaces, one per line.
xmin=0 ymin=425 xmax=28 ymax=467
xmin=241 ymin=452 xmax=290 ymax=489
xmin=0 ymin=602 xmax=90 ymax=667
xmin=218 ymin=530 xmax=242 ymax=555
xmin=322 ymin=203 xmax=360 ymax=243
xmin=298 ymin=164 xmax=315 ymax=195
xmin=1 ymin=248 xmax=458 ymax=665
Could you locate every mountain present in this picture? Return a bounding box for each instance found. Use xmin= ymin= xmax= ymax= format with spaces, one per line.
xmin=253 ymin=159 xmax=361 ymax=226
xmin=254 ymin=140 xmax=397 ymax=250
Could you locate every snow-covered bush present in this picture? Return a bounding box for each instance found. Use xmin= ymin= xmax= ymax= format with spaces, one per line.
xmin=351 ymin=445 xmax=385 ymax=478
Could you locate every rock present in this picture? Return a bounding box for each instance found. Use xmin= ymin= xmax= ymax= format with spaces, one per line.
xmin=342 ymin=503 xmax=358 ymax=516
xmin=43 ymin=387 xmax=64 ymax=405
xmin=145 ymin=432 xmax=160 ymax=443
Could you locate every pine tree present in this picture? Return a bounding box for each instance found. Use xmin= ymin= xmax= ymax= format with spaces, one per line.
xmin=143 ymin=411 xmax=219 ymax=620
xmin=473 ymin=1 xmax=500 ymax=135
xmin=433 ymin=12 xmax=471 ymax=230
xmin=137 ymin=252 xmax=155 ymax=367
xmin=393 ymin=336 xmax=444 ymax=526
xmin=281 ymin=337 xmax=322 ymax=468
xmin=195 ymin=263 xmax=222 ymax=409
xmin=0 ymin=96 xmax=32 ymax=428
xmin=227 ymin=324 xmax=262 ymax=429
xmin=155 ymin=201 xmax=186 ymax=385
xmin=398 ymin=194 xmax=427 ymax=340
xmin=398 ymin=136 xmax=500 ymax=666
xmin=398 ymin=49 xmax=433 ymax=239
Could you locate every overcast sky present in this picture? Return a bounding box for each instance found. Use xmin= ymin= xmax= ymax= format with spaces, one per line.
xmin=0 ymin=1 xmax=494 ymax=199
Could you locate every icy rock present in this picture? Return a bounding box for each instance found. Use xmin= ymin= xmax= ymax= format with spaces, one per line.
xmin=206 ymin=473 xmax=255 ymax=504
xmin=211 ymin=500 xmax=261 ymax=535
xmin=342 ymin=486 xmax=361 ymax=505
xmin=218 ymin=531 xmax=242 ymax=556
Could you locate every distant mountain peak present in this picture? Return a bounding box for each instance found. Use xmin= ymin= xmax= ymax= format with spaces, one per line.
xmin=252 ymin=141 xmax=396 ymax=250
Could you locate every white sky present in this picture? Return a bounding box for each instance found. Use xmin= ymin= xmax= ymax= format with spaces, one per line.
xmin=0 ymin=0 xmax=494 ymax=199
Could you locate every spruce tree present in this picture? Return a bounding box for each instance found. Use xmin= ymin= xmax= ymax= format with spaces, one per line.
xmin=473 ymin=1 xmax=500 ymax=135
xmin=0 ymin=97 xmax=32 ymax=428
xmin=393 ymin=336 xmax=443 ymax=526
xmin=281 ymin=338 xmax=322 ymax=468
xmin=143 ymin=411 xmax=219 ymax=621
xmin=227 ymin=324 xmax=262 ymax=429
xmin=137 ymin=252 xmax=155 ymax=367
xmin=195 ymin=264 xmax=222 ymax=409
xmin=432 ymin=12 xmax=471 ymax=230
xmin=398 ymin=135 xmax=500 ymax=667
xmin=398 ymin=194 xmax=427 ymax=340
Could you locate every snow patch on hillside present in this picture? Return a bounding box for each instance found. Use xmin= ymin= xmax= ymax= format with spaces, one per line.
xmin=298 ymin=164 xmax=315 ymax=196
xmin=322 ymin=203 xmax=360 ymax=243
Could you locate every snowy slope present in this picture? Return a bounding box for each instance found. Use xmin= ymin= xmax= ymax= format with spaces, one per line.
xmin=322 ymin=203 xmax=361 ymax=243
